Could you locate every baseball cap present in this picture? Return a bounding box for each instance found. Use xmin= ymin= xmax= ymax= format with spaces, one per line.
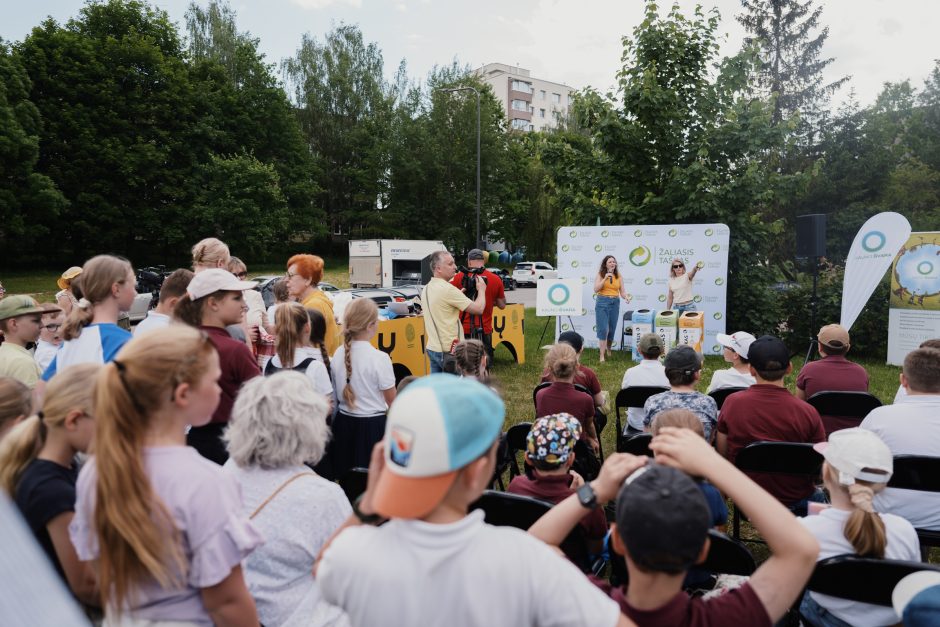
xmin=616 ymin=463 xmax=711 ymax=573
xmin=186 ymin=269 xmax=257 ymax=300
xmin=526 ymin=413 xmax=582 ymax=466
xmin=372 ymin=374 xmax=505 ymax=519
xmin=894 ymin=571 xmax=940 ymax=626
xmin=663 ymin=345 xmax=701 ymax=372
xmin=818 ymin=323 xmax=850 ymax=350
xmin=0 ymin=295 xmax=57 ymax=322
xmin=747 ymin=335 xmax=790 ymax=371
xmin=57 ymin=266 xmax=82 ymax=290
xmin=715 ymin=331 xmax=756 ymax=359
xmin=813 ymin=427 xmax=893 ymax=486
xmin=558 ymin=330 xmax=584 ymax=352
xmin=638 ymin=333 xmax=665 ymax=354
xmin=467 ymin=249 xmax=485 ymax=261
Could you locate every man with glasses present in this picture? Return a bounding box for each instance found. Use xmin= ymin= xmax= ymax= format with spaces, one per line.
xmin=33 ymin=303 xmax=64 ymax=372
xmin=666 ymin=258 xmax=702 ymax=313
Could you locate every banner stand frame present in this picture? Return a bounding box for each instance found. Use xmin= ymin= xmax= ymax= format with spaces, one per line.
xmin=804 ymin=256 xmax=821 ymax=364
xmin=537 ymin=315 xmax=575 ymax=349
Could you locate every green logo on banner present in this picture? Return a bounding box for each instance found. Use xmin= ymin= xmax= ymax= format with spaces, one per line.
xmin=714 ymin=312 xmax=723 ymax=320
xmin=571 ymin=260 xmax=580 ymax=268
xmin=644 ymin=277 xmax=654 ymax=285
xmin=693 ymin=295 xmax=702 ymax=303
xmin=658 ymin=294 xmax=666 ymax=302
xmin=715 ymin=278 xmax=724 ymax=286
xmin=705 ymin=228 xmax=714 ymax=236
xmin=669 ymin=228 xmax=678 ymax=237
xmin=581 ymin=276 xmax=587 ymax=284
xmin=634 ymin=229 xmax=643 ymax=237
xmin=712 ymin=344 xmax=721 ymax=353
xmin=711 ymin=244 xmax=720 ymax=252
xmin=601 ymin=230 xmax=609 ymax=238
xmin=582 ymin=308 xmax=587 ymax=316
xmin=862 ymin=230 xmax=886 ymax=253
xmin=569 ymin=230 xmax=577 ymax=238
xmin=562 ymin=323 xmax=570 ymax=331
xmin=562 ymin=244 xmax=570 ymax=252
xmin=629 ymin=246 xmax=652 ymax=267
xmin=548 ymin=284 xmax=570 ymax=306
xmin=594 ymin=244 xmax=603 ymax=252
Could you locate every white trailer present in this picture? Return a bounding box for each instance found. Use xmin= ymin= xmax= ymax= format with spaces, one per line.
xmin=348 ymin=239 xmax=446 ymax=288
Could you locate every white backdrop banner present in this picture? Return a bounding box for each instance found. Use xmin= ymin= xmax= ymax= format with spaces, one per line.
xmin=554 ymin=224 xmax=730 ymax=354
xmin=841 ymin=212 xmax=912 ymax=331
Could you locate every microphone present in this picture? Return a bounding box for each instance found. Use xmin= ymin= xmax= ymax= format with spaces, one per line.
xmin=608 ymin=274 xmax=613 ymax=285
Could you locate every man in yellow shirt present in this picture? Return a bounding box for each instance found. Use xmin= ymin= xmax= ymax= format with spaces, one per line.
xmin=421 ymin=251 xmax=486 ymax=373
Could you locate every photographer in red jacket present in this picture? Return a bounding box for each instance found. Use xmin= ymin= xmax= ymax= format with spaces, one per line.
xmin=450 ymin=249 xmax=506 ymax=364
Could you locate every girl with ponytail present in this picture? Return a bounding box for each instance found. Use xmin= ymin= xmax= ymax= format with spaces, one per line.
xmin=264 ymin=303 xmax=333 ymax=400
xmin=326 ymin=298 xmax=395 ymax=480
xmin=0 ymin=364 xmax=100 ymax=605
xmin=453 ymin=339 xmax=489 ymax=382
xmin=42 ymin=255 xmax=137 ymax=382
xmin=69 ymin=326 xmax=262 ymax=625
xmin=800 ymin=428 xmax=920 ymax=627
xmin=306 ymin=307 xmax=332 ymax=375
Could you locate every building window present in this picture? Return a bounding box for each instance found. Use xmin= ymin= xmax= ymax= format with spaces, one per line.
xmin=540 ymin=89 xmax=546 ymax=99
xmin=511 ymin=80 xmax=532 ymax=94
xmin=511 ymin=118 xmax=528 ymax=130
xmin=511 ymin=99 xmax=528 ymax=111
xmin=552 ymin=92 xmax=561 ymax=103
xmin=528 ymin=124 xmax=534 ymax=131
xmin=539 ymin=108 xmax=546 ymax=118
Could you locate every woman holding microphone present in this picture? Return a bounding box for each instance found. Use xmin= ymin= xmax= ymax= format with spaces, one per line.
xmin=593 ymin=255 xmax=631 ymax=363
xmin=667 ymin=257 xmax=702 ymax=313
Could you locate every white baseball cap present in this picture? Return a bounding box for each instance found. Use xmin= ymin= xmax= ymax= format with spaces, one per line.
xmin=186 ymin=269 xmax=257 ymax=300
xmin=715 ymin=331 xmax=756 ymax=358
xmin=813 ymin=427 xmax=893 ymax=486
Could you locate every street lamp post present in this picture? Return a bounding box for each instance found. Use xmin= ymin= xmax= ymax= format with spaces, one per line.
xmin=438 ymin=86 xmax=481 ymax=249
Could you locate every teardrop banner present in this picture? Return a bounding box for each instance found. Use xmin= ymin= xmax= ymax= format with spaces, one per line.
xmin=841 ymin=212 xmax=912 ymax=331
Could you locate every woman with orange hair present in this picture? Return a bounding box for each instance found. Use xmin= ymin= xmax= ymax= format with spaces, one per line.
xmin=285 ymin=255 xmax=340 ymax=355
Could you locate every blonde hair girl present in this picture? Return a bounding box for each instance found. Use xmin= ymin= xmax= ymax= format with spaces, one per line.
xmin=69 ymin=326 xmax=262 ymax=624
xmin=325 ymin=298 xmax=396 ymax=480
xmin=0 ymin=377 xmax=31 ymax=439
xmin=192 ymin=237 xmax=231 ymax=273
xmin=41 ymin=256 xmax=136 ymax=385
xmin=799 ymin=428 xmax=921 ymax=626
xmin=264 ymin=303 xmax=333 ymax=401
xmin=0 ymin=364 xmax=100 ymax=605
xmin=536 ymin=342 xmax=599 ymax=454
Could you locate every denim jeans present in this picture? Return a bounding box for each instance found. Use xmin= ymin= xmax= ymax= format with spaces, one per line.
xmin=427 ymin=349 xmax=444 ymax=374
xmin=674 ymin=301 xmax=697 ymax=314
xmin=595 ymin=296 xmax=621 ymax=342
xmin=800 ymin=592 xmax=854 ymax=627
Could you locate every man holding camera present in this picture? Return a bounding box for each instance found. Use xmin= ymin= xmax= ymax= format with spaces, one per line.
xmin=423 ymin=250 xmax=487 ymax=374
xmin=451 ymin=249 xmax=506 ymax=363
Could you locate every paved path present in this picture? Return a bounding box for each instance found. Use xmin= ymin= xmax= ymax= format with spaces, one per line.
xmin=505 ymin=284 xmax=537 ymax=307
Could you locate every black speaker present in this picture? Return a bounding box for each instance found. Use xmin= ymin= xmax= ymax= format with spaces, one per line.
xmin=420 ymin=254 xmax=434 ymax=285
xmin=796 ymin=213 xmax=826 ymax=259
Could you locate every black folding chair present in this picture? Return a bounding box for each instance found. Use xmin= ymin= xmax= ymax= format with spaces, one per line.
xmin=620 ymin=433 xmax=653 ymax=458
xmin=504 ymin=422 xmax=532 ymax=481
xmin=708 ymin=387 xmax=747 ymax=411
xmin=731 ymin=442 xmax=823 ymax=541
xmin=534 ymin=382 xmax=605 ymax=462
xmin=806 ymin=391 xmax=882 ymax=428
xmin=339 ymin=467 xmax=369 ymax=504
xmin=888 ymin=455 xmax=940 ymax=557
xmin=614 ymin=386 xmax=669 ymax=452
xmin=803 ymin=555 xmax=940 ymax=609
xmin=532 ymin=381 xmax=552 ymax=410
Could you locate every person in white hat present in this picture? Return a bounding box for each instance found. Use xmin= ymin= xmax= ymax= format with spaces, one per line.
xmin=799 ymin=428 xmax=921 ymax=627
xmin=707 ymin=331 xmax=757 ymax=393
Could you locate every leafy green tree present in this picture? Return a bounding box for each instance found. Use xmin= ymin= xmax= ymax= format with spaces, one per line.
xmin=0 ymin=42 xmax=66 ymax=266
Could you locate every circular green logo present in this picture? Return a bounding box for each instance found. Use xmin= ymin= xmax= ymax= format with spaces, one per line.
xmin=862 ymin=230 xmax=886 ymax=253
xmin=918 ymin=261 xmax=935 ymax=276
xmin=658 ymin=294 xmax=666 ymax=302
xmin=581 ymin=276 xmax=587 ymax=284
xmin=705 ymin=228 xmax=714 ymax=236
xmin=581 ymin=308 xmax=587 ymax=316
xmin=715 ymin=278 xmax=724 ymax=286
xmin=601 ymin=230 xmax=609 ymax=238
xmin=562 ymin=244 xmax=570 ymax=252
xmin=644 ymin=277 xmax=654 ymax=286
xmin=405 ymin=324 xmax=416 ymax=342
xmin=594 ymin=244 xmax=603 ymax=252
xmin=569 ymin=230 xmax=577 ymax=238
xmin=634 ymin=229 xmax=643 ymax=237
xmin=711 ymin=244 xmax=720 ymax=252
xmin=547 ymin=284 xmax=570 ymax=306
xmin=628 ymin=246 xmax=652 ymax=267
xmin=592 ymin=325 xmax=597 ymax=332
xmin=571 ymin=260 xmax=579 ymax=268
xmin=712 ymin=344 xmax=721 ymax=353
xmin=713 ymin=312 xmax=723 ymax=320
xmin=668 ymin=228 xmax=678 ymax=237
xmin=562 ymin=323 xmax=570 ymax=331
xmin=693 ymin=295 xmax=702 ymax=303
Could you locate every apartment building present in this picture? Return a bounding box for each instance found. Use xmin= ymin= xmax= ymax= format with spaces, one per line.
xmin=476 ymin=63 xmax=574 ymax=132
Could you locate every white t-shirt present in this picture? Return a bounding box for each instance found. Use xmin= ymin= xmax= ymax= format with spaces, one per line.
xmin=800 ymin=507 xmax=920 ymax=626
xmin=621 ymin=359 xmax=669 ymax=431
xmin=265 ymin=304 xmax=281 ymax=333
xmin=330 ymin=341 xmax=395 ymax=417
xmin=221 ymin=463 xmax=351 ymax=627
xmin=860 ymin=395 xmax=940 ymax=529
xmin=133 ymin=311 xmax=171 ymax=336
xmin=318 ymin=510 xmax=620 ymax=627
xmin=707 ymin=368 xmax=756 ymax=393
xmin=33 ymin=340 xmax=59 ymax=373
xmin=669 ymin=274 xmax=693 ymax=304
xmin=894 ymin=384 xmax=906 ymax=404
xmin=269 ymin=347 xmax=334 ymax=398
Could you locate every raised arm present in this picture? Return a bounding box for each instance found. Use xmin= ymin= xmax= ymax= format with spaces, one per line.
xmin=650 ymin=428 xmax=819 ymax=623
xmin=463 ymin=277 xmax=487 ymax=315
xmin=688 ymin=262 xmax=702 ymax=281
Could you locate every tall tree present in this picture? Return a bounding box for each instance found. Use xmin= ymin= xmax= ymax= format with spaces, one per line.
xmin=737 ymin=0 xmax=849 ymax=133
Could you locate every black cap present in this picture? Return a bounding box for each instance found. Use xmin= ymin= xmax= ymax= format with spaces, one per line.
xmin=467 ymin=249 xmax=485 ymax=261
xmin=558 ymin=330 xmax=584 ymax=352
xmin=616 ymin=464 xmax=711 ymax=573
xmin=663 ymin=345 xmax=701 ymax=373
xmin=747 ymin=335 xmax=790 ymax=371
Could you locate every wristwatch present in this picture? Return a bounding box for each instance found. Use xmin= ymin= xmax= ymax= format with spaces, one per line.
xmin=576 ymin=482 xmax=597 ymax=510
xmin=352 ymin=494 xmax=384 ymax=525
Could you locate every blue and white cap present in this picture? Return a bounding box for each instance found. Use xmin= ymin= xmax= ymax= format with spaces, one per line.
xmin=372 ymin=374 xmax=505 ymax=519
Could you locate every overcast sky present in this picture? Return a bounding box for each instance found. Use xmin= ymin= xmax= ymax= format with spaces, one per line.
xmin=4 ymin=0 xmax=938 ymax=109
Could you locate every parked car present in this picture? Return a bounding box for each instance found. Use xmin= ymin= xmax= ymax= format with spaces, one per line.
xmin=253 ymin=275 xmax=338 ymax=308
xmin=512 ymin=262 xmax=558 ymax=287
xmin=486 ymin=267 xmax=515 ymax=291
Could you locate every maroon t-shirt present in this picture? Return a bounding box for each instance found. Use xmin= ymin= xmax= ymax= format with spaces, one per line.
xmin=540 ymin=364 xmax=602 ymax=398
xmin=589 ymin=578 xmax=771 ymax=627
xmin=507 ymin=473 xmax=608 ymax=541
xmin=449 ymin=269 xmax=505 ymax=334
xmin=535 ymin=382 xmax=595 ymax=430
xmin=201 ymin=325 xmax=261 ymax=424
xmin=717 ymin=384 xmax=825 ymax=505
xmin=796 ymin=355 xmax=870 ymax=435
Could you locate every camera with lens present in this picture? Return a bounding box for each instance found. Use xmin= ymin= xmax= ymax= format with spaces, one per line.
xmin=136 ymin=266 xmax=169 ymax=310
xmin=458 ymin=265 xmax=487 ymax=301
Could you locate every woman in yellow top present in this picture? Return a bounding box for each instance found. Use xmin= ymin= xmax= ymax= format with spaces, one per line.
xmin=666 ymin=257 xmax=702 ymax=314
xmin=592 ymin=255 xmax=632 ymax=363
xmin=285 ymin=254 xmax=341 ymax=356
